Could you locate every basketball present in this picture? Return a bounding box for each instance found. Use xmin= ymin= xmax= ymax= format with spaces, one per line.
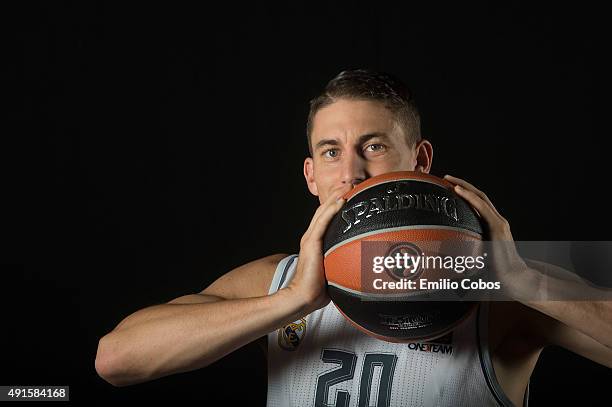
xmin=323 ymin=171 xmax=485 ymax=342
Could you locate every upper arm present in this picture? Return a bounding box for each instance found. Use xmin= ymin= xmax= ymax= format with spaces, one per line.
xmin=167 ymin=253 xmax=288 ymax=304
xmin=199 ymin=253 xmax=289 ymax=300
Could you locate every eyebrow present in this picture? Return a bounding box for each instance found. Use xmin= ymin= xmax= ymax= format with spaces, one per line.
xmin=314 ymin=132 xmax=390 ymax=151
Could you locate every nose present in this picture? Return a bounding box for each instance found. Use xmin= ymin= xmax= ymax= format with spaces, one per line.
xmin=340 ymin=151 xmax=366 ymax=187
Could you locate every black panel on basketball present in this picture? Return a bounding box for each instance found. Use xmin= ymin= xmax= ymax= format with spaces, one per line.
xmin=328 ymin=285 xmax=476 ymax=341
xmin=323 ymin=177 xmax=483 ymax=254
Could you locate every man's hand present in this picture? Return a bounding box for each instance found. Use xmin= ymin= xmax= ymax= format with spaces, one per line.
xmin=286 ymin=183 xmax=354 ymax=314
xmin=443 ymin=174 xmax=532 ymax=299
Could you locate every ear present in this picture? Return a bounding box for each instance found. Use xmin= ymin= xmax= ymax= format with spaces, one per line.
xmin=414 ymin=139 xmax=433 ymax=173
xmin=304 ymin=157 xmax=319 ymax=196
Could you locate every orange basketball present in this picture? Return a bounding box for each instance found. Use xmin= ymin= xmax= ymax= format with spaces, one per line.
xmin=323 ymin=171 xmax=484 ymax=342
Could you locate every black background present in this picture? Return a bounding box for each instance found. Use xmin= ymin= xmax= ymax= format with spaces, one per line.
xmin=2 ymin=1 xmax=610 ymax=405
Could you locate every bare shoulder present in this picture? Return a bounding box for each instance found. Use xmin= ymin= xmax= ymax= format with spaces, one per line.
xmin=200 ymin=253 xmax=290 ymax=300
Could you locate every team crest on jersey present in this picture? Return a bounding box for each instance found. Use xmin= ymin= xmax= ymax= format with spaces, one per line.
xmin=278 ymin=318 xmax=307 ymax=351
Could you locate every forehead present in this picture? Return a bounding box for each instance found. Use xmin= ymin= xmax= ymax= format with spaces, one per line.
xmin=311 ymin=99 xmax=400 ymax=143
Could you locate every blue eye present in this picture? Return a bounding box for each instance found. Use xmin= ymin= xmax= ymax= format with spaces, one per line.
xmin=365 ymin=144 xmax=386 ymax=153
xmin=323 ymin=149 xmax=339 ymax=158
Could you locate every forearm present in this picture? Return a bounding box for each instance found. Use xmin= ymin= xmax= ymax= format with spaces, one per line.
xmin=95 ymin=288 xmax=307 ymax=386
xmin=523 ymin=298 xmax=612 ymax=349
xmin=110 ymin=294 xmax=224 ymax=333
xmin=514 ymin=262 xmax=612 ymax=349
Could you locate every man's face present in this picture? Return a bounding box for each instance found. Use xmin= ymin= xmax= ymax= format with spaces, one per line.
xmin=304 ymin=99 xmax=433 ymax=204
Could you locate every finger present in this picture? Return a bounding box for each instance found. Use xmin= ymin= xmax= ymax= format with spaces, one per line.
xmin=307 ymin=200 xmax=330 ymax=231
xmin=444 ymin=174 xmax=502 ymax=217
xmin=444 ymin=174 xmax=487 ymax=201
xmin=453 ymin=184 xmax=498 ymax=223
xmin=330 ymin=183 xmax=354 ymax=202
xmin=307 ymin=184 xmax=352 ymax=233
xmin=310 ymin=196 xmax=347 ymax=240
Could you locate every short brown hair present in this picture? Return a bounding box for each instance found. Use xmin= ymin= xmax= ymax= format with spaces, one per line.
xmin=306 ymin=69 xmax=422 ymax=156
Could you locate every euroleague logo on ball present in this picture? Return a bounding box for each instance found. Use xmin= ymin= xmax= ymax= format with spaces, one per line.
xmin=384 ymin=242 xmax=425 ymax=281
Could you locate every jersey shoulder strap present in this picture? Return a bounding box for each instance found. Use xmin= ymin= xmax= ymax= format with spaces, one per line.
xmin=268 ymin=254 xmax=298 ymax=295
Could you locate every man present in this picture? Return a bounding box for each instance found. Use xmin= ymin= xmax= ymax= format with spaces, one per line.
xmin=95 ymin=69 xmax=612 ymax=406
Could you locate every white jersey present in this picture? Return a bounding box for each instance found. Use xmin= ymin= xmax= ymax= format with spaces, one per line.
xmin=267 ymin=255 xmax=529 ymax=407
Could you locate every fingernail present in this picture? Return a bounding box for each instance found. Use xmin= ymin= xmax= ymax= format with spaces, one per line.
xmin=455 ymin=185 xmax=462 ymax=191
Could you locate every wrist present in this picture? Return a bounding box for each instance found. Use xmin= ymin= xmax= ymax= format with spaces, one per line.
xmin=506 ymin=262 xmax=543 ymax=302
xmin=280 ymin=285 xmax=324 ymax=316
